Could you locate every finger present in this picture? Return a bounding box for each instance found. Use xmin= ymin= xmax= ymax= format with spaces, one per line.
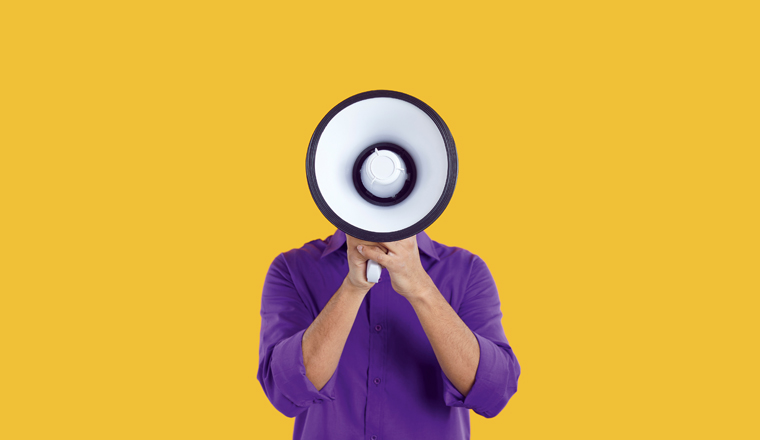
xmin=347 ymin=234 xmax=389 ymax=253
xmin=377 ymin=242 xmax=401 ymax=254
xmin=357 ymin=244 xmax=393 ymax=268
xmin=378 ymin=236 xmax=415 ymax=255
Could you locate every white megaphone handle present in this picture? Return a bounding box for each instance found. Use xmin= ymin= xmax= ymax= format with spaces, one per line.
xmin=366 ymin=259 xmax=382 ymax=283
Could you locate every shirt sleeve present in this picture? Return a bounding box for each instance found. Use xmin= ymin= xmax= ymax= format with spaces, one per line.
xmin=256 ymin=253 xmax=339 ymax=418
xmin=441 ymin=254 xmax=521 ymax=418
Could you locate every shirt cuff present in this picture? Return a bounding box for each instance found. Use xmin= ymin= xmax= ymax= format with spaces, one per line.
xmin=271 ymin=328 xmax=339 ymax=407
xmin=442 ymin=332 xmax=517 ymax=418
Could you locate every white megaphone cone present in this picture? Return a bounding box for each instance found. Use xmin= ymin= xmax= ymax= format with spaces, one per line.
xmin=306 ymin=90 xmax=458 ymax=283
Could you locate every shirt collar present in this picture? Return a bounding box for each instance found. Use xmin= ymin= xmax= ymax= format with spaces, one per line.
xmin=320 ymin=228 xmax=440 ymax=261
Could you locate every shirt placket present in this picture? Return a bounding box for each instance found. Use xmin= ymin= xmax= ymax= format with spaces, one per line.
xmin=365 ymin=269 xmax=388 ymax=440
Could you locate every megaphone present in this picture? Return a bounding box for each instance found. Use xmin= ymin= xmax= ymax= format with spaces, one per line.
xmin=306 ymin=90 xmax=458 ymax=283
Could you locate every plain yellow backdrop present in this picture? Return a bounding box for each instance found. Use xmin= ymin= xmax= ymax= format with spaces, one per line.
xmin=1 ymin=1 xmax=758 ymax=439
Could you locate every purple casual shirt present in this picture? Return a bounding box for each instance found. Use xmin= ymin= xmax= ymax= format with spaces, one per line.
xmin=257 ymin=229 xmax=520 ymax=440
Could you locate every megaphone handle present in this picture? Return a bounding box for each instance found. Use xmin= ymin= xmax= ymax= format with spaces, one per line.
xmin=366 ymin=259 xmax=382 ymax=284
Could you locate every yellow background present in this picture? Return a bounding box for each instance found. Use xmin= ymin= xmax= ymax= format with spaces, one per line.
xmin=1 ymin=1 xmax=758 ymax=438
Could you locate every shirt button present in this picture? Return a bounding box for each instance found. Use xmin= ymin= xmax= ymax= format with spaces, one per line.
xmin=374 ymin=324 xmax=382 ymax=332
xmin=371 ymin=436 xmax=378 ymax=440
xmin=373 ymin=377 xmax=381 ymax=385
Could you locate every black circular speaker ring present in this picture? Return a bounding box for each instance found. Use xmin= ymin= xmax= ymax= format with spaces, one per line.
xmin=351 ymin=142 xmax=418 ymax=207
xmin=306 ymin=90 xmax=458 ymax=243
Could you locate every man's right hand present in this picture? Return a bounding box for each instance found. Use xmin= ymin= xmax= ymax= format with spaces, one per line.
xmin=301 ymin=234 xmax=385 ymax=391
xmin=345 ymin=233 xmax=388 ymax=291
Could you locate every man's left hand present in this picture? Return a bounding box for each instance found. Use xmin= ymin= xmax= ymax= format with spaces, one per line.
xmin=356 ymin=235 xmax=435 ymax=302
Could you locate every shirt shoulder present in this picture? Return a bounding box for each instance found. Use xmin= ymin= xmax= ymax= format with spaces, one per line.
xmin=427 ymin=239 xmax=494 ymax=299
xmin=430 ymin=238 xmax=486 ymax=271
xmin=267 ymin=233 xmax=344 ymax=296
xmin=272 ymin=234 xmax=334 ymax=267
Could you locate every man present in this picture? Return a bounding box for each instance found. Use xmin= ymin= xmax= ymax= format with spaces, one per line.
xmin=257 ymin=229 xmax=520 ymax=440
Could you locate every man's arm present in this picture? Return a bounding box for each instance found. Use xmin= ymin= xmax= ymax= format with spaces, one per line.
xmin=407 ymin=285 xmax=480 ymax=395
xmin=302 ymin=234 xmax=385 ymax=390
xmin=358 ymin=237 xmax=520 ymax=416
xmin=257 ymin=243 xmax=372 ymax=418
xmin=301 ymin=277 xmax=367 ymax=390
xmin=357 ymin=237 xmax=479 ymax=395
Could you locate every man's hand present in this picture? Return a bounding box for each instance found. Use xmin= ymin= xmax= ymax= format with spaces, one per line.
xmin=355 ymin=235 xmax=435 ymax=301
xmin=345 ymin=234 xmax=388 ymax=291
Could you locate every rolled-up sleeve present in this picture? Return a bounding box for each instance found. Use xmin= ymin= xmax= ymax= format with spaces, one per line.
xmin=257 ymin=253 xmax=339 ymax=418
xmin=442 ymin=254 xmax=520 ymax=418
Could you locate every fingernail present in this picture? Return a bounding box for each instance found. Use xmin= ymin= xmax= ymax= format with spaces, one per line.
xmin=357 ymin=245 xmax=363 ymax=253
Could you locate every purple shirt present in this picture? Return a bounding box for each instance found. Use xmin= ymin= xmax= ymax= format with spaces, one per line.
xmin=257 ymin=229 xmax=520 ymax=440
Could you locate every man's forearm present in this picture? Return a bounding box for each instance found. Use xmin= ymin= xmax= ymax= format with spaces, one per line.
xmin=409 ymin=285 xmax=480 ymax=396
xmin=302 ymin=277 xmax=367 ymax=390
